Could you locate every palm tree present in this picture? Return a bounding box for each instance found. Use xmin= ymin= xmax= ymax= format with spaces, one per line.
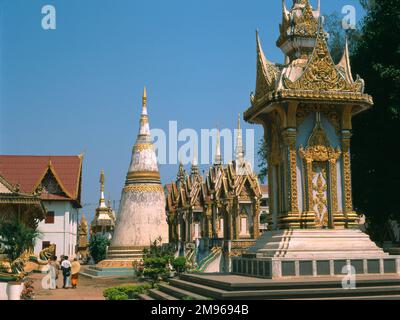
xmin=0 ymin=217 xmax=41 ymax=261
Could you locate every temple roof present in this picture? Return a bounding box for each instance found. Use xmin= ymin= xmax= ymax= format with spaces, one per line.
xmin=0 ymin=155 xmax=83 ymax=207
xmin=245 ymin=2 xmax=373 ymax=124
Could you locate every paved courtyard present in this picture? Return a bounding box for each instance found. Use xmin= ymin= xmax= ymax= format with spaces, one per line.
xmin=31 ymin=267 xmax=138 ymax=300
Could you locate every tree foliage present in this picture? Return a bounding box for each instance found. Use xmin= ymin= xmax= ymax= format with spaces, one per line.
xmin=89 ymin=234 xmax=110 ymax=263
xmin=0 ymin=218 xmax=41 ymax=261
xmin=350 ymin=0 xmax=400 ymax=240
xmin=257 ymin=139 xmax=268 ymax=183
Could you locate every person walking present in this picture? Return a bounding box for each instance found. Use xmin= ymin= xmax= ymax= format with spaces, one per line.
xmin=71 ymin=258 xmax=81 ymax=289
xmin=48 ymin=255 xmax=60 ymax=290
xmin=61 ymin=256 xmax=72 ymax=289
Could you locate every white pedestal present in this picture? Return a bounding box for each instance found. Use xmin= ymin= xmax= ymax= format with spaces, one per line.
xmin=6 ymin=282 xmax=23 ymax=300
xmin=0 ymin=282 xmax=8 ymax=300
xmin=233 ymin=229 xmax=400 ymax=279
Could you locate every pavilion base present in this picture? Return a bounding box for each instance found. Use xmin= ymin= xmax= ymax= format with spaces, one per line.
xmin=232 ymin=229 xmax=400 ymax=279
xmin=79 ymin=246 xmax=147 ymax=278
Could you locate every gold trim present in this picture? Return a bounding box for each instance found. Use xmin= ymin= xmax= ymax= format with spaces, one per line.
xmin=134 ymin=143 xmax=154 ymax=152
xmin=123 ymin=184 xmax=163 ymax=193
xmin=126 ymin=171 xmax=160 ymax=180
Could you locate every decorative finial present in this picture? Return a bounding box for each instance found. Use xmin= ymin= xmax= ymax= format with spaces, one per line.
xmin=99 ymin=169 xmax=106 ymax=207
xmin=214 ymin=128 xmax=222 ymax=165
xmin=235 ymin=114 xmax=244 ymax=169
xmin=142 ymin=86 xmax=147 ymax=107
xmin=100 ymin=169 xmax=105 ymax=191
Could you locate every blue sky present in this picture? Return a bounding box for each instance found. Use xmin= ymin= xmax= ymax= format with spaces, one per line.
xmin=0 ymin=0 xmax=365 ymax=221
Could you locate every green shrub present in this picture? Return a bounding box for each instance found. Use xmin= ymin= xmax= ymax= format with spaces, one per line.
xmin=89 ymin=234 xmax=110 ymax=263
xmin=172 ymin=257 xmax=187 ymax=274
xmin=103 ymin=284 xmax=151 ymax=300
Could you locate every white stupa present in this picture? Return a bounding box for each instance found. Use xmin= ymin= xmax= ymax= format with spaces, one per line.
xmin=105 ymin=88 xmax=168 ymax=262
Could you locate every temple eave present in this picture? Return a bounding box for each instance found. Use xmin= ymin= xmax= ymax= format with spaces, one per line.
xmin=245 ymin=90 xmax=373 ymax=123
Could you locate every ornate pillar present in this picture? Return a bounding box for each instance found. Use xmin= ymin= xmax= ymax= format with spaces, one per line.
xmin=328 ymin=150 xmax=342 ymax=228
xmin=252 ymin=197 xmax=261 ymax=238
xmin=233 ymin=199 xmax=240 ymax=239
xmin=279 ymin=129 xmax=300 ymax=228
xmin=227 ymin=201 xmax=234 ymax=240
xmin=341 ymin=131 xmax=358 ymax=227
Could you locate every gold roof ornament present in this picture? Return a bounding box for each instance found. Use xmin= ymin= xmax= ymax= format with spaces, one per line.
xmin=337 ymin=36 xmax=355 ymax=84
xmin=245 ymin=1 xmax=373 ymax=124
xmin=283 ymin=23 xmax=364 ymax=92
xmin=254 ymin=30 xmax=280 ymax=101
xmin=142 ymin=86 xmax=147 ymax=108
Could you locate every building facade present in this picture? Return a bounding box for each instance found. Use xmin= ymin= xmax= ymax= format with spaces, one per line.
xmin=0 ymin=155 xmax=83 ymax=259
xmin=230 ymin=0 xmax=399 ymax=279
xmin=165 ymin=117 xmax=268 ymax=264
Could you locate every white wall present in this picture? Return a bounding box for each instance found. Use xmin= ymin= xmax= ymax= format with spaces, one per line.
xmin=34 ymin=201 xmax=79 ymax=259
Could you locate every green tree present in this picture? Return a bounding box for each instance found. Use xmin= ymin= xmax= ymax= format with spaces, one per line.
xmin=0 ymin=218 xmax=41 ymax=261
xmin=323 ymin=12 xmax=362 ymax=63
xmin=89 ymin=234 xmax=110 ymax=263
xmin=350 ymin=0 xmax=400 ymax=241
xmin=257 ymin=139 xmax=268 ymax=183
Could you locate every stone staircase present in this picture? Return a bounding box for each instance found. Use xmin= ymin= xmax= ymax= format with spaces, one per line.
xmin=138 ymin=273 xmax=400 ymax=300
xmin=106 ymin=247 xmax=143 ymax=260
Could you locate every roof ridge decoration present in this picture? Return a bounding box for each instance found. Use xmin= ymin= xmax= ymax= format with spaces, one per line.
xmin=283 ymin=23 xmax=364 ymax=92
xmin=292 ymin=1 xmax=318 ymax=38
xmin=254 ymin=31 xmax=280 ymax=101
xmin=337 ymin=36 xmax=355 ymax=83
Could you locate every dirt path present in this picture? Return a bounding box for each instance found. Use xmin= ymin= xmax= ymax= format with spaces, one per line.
xmin=31 ymin=268 xmax=138 ymax=300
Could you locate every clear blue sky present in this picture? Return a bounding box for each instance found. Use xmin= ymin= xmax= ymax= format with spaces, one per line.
xmin=0 ymin=0 xmax=364 ymax=221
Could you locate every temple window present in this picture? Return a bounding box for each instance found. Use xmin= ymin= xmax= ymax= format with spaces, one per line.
xmin=45 ymin=211 xmax=55 ymax=224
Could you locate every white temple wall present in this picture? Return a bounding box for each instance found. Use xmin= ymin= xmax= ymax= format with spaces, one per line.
xmin=111 ymin=189 xmax=168 ymax=246
xmin=35 ymin=201 xmax=79 ymax=259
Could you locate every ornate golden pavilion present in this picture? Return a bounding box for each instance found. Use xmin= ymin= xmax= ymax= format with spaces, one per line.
xmin=244 ymin=0 xmax=373 ymax=230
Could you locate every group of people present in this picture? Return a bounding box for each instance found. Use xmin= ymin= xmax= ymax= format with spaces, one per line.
xmin=48 ymin=255 xmax=81 ymax=290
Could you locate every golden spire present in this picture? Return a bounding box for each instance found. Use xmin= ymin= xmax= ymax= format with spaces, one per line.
xmin=100 ymin=169 xmax=105 ymax=192
xmin=81 ymin=212 xmax=87 ymax=225
xmin=214 ymin=129 xmax=222 ymax=165
xmin=142 ymin=86 xmax=147 ymax=109
xmin=99 ymin=169 xmax=106 ymax=207
xmin=235 ymin=114 xmax=244 ymax=167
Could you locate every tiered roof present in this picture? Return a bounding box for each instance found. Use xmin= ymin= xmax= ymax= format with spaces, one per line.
xmin=0 ymin=155 xmax=83 ymax=207
xmin=246 ymin=0 xmax=373 ymax=123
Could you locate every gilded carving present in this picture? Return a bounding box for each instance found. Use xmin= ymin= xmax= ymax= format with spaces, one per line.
xmin=134 ymin=143 xmax=154 ymax=152
xmin=312 ymin=164 xmax=328 ymax=228
xmin=123 ymin=184 xmax=164 ymax=193
xmin=299 ymin=113 xmax=341 ymax=227
xmin=283 ymin=27 xmax=364 ymax=93
xmin=292 ymin=2 xmax=318 ymax=38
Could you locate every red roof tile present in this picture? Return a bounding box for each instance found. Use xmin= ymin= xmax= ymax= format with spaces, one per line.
xmin=0 ymin=155 xmax=83 ymax=202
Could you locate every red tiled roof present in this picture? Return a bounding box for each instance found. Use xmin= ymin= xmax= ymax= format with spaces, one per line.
xmin=260 ymin=185 xmax=269 ymax=194
xmin=0 ymin=155 xmax=83 ymax=202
